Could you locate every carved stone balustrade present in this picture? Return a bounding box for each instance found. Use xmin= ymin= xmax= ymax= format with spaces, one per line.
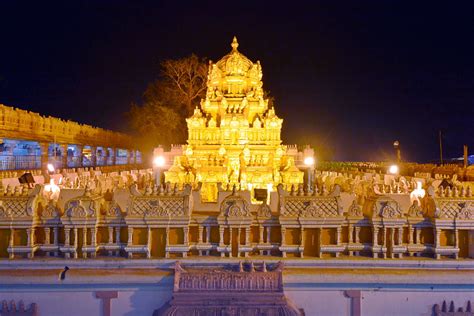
xmin=278 ymin=184 xmax=345 ymax=258
xmin=60 ymin=187 xmax=103 ymax=258
xmin=125 ymin=184 xmax=192 ymax=258
xmin=0 ymin=185 xmax=43 ymax=259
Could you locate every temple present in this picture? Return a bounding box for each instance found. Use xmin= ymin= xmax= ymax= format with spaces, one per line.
xmin=0 ymin=37 xmax=473 ymax=316
xmin=164 ymin=37 xmax=304 ymax=202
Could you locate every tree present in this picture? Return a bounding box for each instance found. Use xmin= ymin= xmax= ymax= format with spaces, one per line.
xmin=127 ymin=54 xmax=208 ymax=153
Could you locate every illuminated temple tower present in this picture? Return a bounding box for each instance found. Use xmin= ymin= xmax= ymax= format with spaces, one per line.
xmin=165 ymin=37 xmax=304 ymax=201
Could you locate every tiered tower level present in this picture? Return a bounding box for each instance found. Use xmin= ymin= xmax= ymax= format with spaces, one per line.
xmin=165 ymin=37 xmax=303 ymax=201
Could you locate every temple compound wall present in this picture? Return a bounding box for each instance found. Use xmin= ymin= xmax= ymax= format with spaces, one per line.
xmin=0 ymin=104 xmax=142 ymax=173
xmin=0 ymin=260 xmax=473 ymax=316
xmin=0 ymin=169 xmax=473 ymax=261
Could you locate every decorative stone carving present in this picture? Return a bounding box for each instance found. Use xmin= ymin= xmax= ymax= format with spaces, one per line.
xmin=407 ymin=200 xmax=424 ymax=218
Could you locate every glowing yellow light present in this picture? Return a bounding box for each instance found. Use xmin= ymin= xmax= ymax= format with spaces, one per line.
xmin=410 ymin=181 xmax=426 ymax=203
xmin=304 ymin=157 xmax=315 ymax=166
xmin=47 ymin=163 xmax=55 ymax=173
xmin=44 ymin=179 xmax=60 ymax=200
xmin=388 ymin=164 xmax=399 ymax=174
xmin=153 ymin=156 xmax=166 ymax=168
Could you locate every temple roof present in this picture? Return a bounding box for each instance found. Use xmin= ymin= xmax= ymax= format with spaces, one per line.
xmin=215 ymin=37 xmax=255 ymax=76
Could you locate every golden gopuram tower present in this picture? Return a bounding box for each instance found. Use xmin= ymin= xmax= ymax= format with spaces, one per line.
xmin=164 ymin=37 xmax=304 ymax=202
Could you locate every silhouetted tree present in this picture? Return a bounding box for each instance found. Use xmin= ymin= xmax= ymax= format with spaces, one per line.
xmin=128 ymin=54 xmax=208 ymax=153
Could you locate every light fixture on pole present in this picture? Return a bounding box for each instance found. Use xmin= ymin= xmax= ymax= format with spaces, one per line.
xmin=388 ymin=164 xmax=399 ymax=175
xmin=304 ymin=156 xmax=315 ymax=191
xmin=153 ymin=155 xmax=166 ymax=186
xmin=393 ymin=140 xmax=401 ymax=163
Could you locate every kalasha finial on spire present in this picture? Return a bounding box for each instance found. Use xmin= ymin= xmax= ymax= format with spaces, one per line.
xmin=231 ymin=36 xmax=239 ymax=50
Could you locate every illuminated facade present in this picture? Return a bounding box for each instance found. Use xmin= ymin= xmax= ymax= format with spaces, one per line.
xmin=165 ymin=37 xmax=304 ymax=202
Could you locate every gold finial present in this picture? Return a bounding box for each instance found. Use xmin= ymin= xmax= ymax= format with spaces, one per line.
xmin=231 ymin=36 xmax=239 ymax=50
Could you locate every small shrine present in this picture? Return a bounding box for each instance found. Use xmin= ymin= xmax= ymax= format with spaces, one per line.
xmin=155 ymin=261 xmax=304 ymax=316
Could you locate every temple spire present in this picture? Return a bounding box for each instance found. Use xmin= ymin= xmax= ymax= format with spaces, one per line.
xmin=231 ymin=36 xmax=239 ymax=51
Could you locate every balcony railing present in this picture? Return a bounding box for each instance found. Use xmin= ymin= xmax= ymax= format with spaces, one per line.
xmin=0 ymin=155 xmax=41 ymax=170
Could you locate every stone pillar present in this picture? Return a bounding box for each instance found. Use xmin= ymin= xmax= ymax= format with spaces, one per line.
xmin=108 ymin=227 xmax=114 ymax=244
xmin=348 ymin=224 xmax=353 ymax=244
xmin=206 ymin=225 xmax=211 ymax=243
xmin=74 ymin=228 xmax=79 ymax=259
xmin=344 ymin=290 xmax=362 ymax=316
xmin=372 ymin=227 xmax=379 ymax=258
xmin=245 ymin=227 xmax=250 ymax=245
xmin=434 ymin=228 xmax=441 ymax=259
xmin=416 ymin=228 xmax=421 ymax=245
xmin=165 ymin=227 xmax=170 ymax=258
xmin=229 ymin=228 xmax=234 ymax=258
xmin=398 ymin=227 xmax=403 ymax=246
xmin=390 ymin=228 xmax=395 ymax=258
xmin=219 ymin=226 xmax=225 ymax=258
xmin=266 ymin=226 xmax=272 ymax=243
xmin=219 ymin=226 xmax=225 ymax=246
xmin=60 ymin=144 xmax=68 ymax=169
xmin=409 ymin=225 xmax=414 ymax=244
xmin=64 ymin=228 xmax=70 ymax=246
xmin=280 ymin=227 xmax=286 ymax=246
xmin=127 ymin=227 xmax=133 ymax=246
xmin=127 ymin=227 xmax=133 ymax=259
xmin=454 ymin=229 xmax=459 ymax=259
xmin=259 ymin=225 xmax=264 ymax=243
xmin=91 ymin=227 xmax=96 ymax=258
xmin=372 ymin=227 xmax=378 ymax=246
xmin=147 ymin=227 xmax=152 ymax=259
xmin=336 ymin=227 xmax=342 ymax=245
xmin=300 ymin=227 xmax=305 ymax=258
xmin=115 ymin=227 xmax=120 ymax=245
xmin=90 ymin=146 xmax=97 ymax=167
xmin=184 ymin=227 xmax=189 ymax=244
xmin=45 ymin=227 xmax=51 ymax=245
xmin=82 ymin=227 xmax=88 ymax=259
xmin=318 ymin=228 xmax=322 ymax=258
xmin=355 ymin=226 xmax=360 ymax=244
xmin=39 ymin=141 xmax=49 ymax=171
xmin=76 ymin=145 xmax=84 ymax=168
xmin=54 ymin=227 xmax=59 ymax=246
xmin=198 ymin=225 xmax=204 ymax=243
xmin=26 ymin=228 xmax=32 ymax=247
xmin=9 ymin=229 xmax=15 ymax=259
xmin=95 ymin=291 xmax=118 ymax=316
xmin=111 ymin=148 xmax=116 ymax=166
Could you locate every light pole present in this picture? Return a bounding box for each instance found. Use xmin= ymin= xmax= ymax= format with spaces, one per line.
xmin=153 ymin=155 xmax=166 ymax=186
xmin=393 ymin=141 xmax=401 ymax=163
xmin=304 ymin=156 xmax=315 ymax=192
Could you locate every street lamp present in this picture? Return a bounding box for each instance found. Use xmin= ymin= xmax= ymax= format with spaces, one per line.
xmin=304 ymin=156 xmax=315 ymax=191
xmin=393 ymin=140 xmax=401 ymax=163
xmin=47 ymin=163 xmax=55 ymax=173
xmin=388 ymin=164 xmax=399 ymax=175
xmin=153 ymin=155 xmax=166 ymax=186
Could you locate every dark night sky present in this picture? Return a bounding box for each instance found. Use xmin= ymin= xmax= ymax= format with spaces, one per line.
xmin=0 ymin=1 xmax=473 ymax=162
